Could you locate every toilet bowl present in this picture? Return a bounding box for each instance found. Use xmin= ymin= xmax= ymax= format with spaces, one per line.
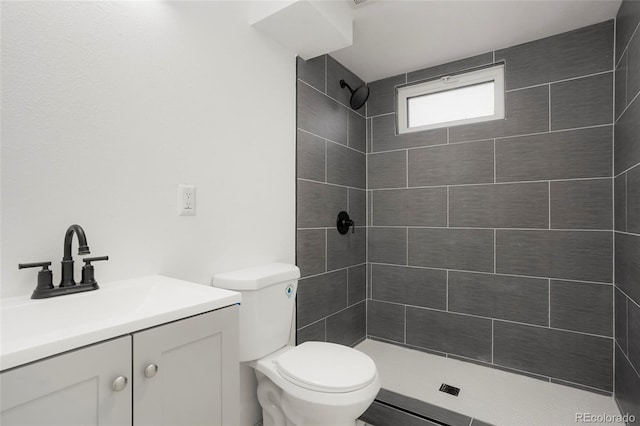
xmin=251 ymin=343 xmax=380 ymax=426
xmin=212 ymin=263 xmax=380 ymax=426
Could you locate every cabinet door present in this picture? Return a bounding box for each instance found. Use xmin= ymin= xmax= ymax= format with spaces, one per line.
xmin=0 ymin=336 xmax=132 ymax=426
xmin=133 ymin=306 xmax=239 ymax=426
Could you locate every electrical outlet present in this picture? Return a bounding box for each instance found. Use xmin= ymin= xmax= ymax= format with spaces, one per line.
xmin=178 ymin=184 xmax=196 ymax=216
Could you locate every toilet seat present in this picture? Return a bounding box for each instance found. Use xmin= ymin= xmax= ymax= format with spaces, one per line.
xmin=252 ymin=343 xmax=381 ymax=425
xmin=275 ymin=342 xmax=377 ymax=393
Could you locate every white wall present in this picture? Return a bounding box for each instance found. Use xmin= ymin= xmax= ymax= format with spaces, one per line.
xmin=1 ymin=1 xmax=296 ymax=298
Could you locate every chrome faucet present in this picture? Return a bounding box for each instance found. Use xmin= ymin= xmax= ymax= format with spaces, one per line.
xmin=60 ymin=224 xmax=91 ymax=287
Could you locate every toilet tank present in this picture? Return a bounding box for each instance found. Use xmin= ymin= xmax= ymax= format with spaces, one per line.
xmin=212 ymin=263 xmax=300 ymax=362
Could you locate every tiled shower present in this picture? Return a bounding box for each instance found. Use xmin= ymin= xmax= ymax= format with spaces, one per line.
xmin=296 ymin=55 xmax=368 ymax=346
xmin=296 ymin=0 xmax=639 ymax=420
xmin=366 ymin=20 xmax=614 ymax=393
xmin=613 ymin=0 xmax=640 ymax=418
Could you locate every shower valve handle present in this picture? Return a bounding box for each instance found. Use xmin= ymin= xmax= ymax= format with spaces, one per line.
xmin=337 ymin=211 xmax=355 ymax=235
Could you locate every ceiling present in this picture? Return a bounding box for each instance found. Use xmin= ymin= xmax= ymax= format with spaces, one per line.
xmin=330 ymin=0 xmax=622 ymax=82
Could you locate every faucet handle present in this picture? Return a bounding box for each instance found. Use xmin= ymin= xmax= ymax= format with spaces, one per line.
xmin=82 ymin=256 xmax=109 ymax=264
xmin=19 ymin=261 xmax=54 ymax=297
xmin=19 ymin=261 xmax=52 ymax=270
xmin=81 ymin=256 xmax=109 ymax=286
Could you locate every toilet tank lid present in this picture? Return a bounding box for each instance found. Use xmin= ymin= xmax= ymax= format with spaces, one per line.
xmin=212 ymin=263 xmax=300 ymax=290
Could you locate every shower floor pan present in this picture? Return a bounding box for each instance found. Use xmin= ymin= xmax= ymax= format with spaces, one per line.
xmin=355 ymin=339 xmax=623 ymax=426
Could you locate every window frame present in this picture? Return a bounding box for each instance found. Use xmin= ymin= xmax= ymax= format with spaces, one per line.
xmin=396 ymin=64 xmax=505 ymax=134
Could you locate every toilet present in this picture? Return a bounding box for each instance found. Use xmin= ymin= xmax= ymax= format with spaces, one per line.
xmin=212 ymin=263 xmax=380 ymax=426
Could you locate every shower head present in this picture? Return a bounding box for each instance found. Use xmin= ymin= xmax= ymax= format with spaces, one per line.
xmin=339 ymin=79 xmax=370 ymax=110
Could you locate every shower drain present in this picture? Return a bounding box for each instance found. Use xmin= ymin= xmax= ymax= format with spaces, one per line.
xmin=439 ymin=383 xmax=461 ymax=396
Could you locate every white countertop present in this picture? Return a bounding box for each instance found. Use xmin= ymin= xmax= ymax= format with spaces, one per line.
xmin=0 ymin=275 xmax=241 ymax=371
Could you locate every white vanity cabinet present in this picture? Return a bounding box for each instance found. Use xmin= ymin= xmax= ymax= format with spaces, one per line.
xmin=0 ymin=305 xmax=239 ymax=426
xmin=0 ymin=336 xmax=132 ymax=426
xmin=133 ymin=306 xmax=239 ymax=426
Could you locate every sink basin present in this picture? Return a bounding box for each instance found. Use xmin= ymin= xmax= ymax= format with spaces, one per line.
xmin=0 ymin=275 xmax=241 ymax=371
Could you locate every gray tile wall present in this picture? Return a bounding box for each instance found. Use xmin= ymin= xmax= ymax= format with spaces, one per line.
xmin=366 ymin=21 xmax=616 ymax=393
xmin=296 ymin=55 xmax=367 ymax=347
xmin=614 ymin=0 xmax=640 ymax=420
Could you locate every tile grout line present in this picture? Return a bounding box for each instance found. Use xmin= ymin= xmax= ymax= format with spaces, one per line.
xmin=617 ymin=286 xmax=640 ymax=311
xmin=446 ymin=186 xmax=450 ymax=227
xmin=325 ymin=299 xmax=367 ymax=323
xmin=347 ymin=188 xmax=350 ymax=224
xmin=616 ymin=338 xmax=640 ymax=380
xmin=612 ymin=281 xmax=616 ymax=393
xmin=625 ymin=173 xmax=628 ymax=230
xmin=548 ymin=181 xmax=551 ymax=229
xmin=505 ymin=69 xmax=614 ymax=93
xmin=625 ymin=297 xmax=629 ymax=356
xmin=612 ymin=21 xmax=618 ymax=388
xmin=367 ymin=111 xmax=395 ymax=119
xmin=346 ymin=265 xmax=350 ymax=308
xmin=346 ymin=105 xmax=350 ymax=150
xmin=370 ymin=114 xmax=375 ymax=153
xmin=616 ymin=89 xmax=640 ymax=123
xmin=324 ymin=55 xmax=327 ymax=94
xmin=367 ymin=261 xmax=615 ymax=286
xmin=406 ymin=227 xmax=409 ymax=266
xmin=619 ymin=20 xmax=640 ymax=71
xmin=493 ymin=229 xmax=496 ymax=273
xmin=548 ymin=84 xmax=551 ymax=131
xmin=370 ymin=176 xmax=613 ymax=191
xmin=368 ymin=225 xmax=615 ymax=232
xmin=366 ymin=95 xmax=370 ymax=343
xmin=369 ymin=299 xmax=616 ymax=340
xmin=614 ymin=16 xmax=629 ymax=71
xmin=404 ymin=305 xmax=407 ymax=344
xmin=298 ymin=77 xmax=367 ymax=120
xmin=324 ymin=229 xmax=328 ymax=273
xmin=623 ymin=41 xmax=628 ymax=112
xmin=324 ymin=141 xmax=328 ymax=182
xmin=297 ymin=316 xmax=324 ymax=332
xmin=298 ymin=127 xmax=367 ymax=155
xmin=446 ymin=270 xmax=449 ymax=311
xmin=418 ymin=341 xmax=551 ymax=382
xmin=369 ymin=122 xmax=613 ymax=155
xmin=493 ymin=139 xmax=496 ymax=183
xmin=615 ymin=161 xmax=640 ymax=179
xmin=548 ymin=279 xmax=551 ymax=327
xmin=298 ymin=177 xmax=365 ymax=191
xmin=491 ymin=319 xmax=494 ymax=363
xmin=365 ymin=270 xmax=369 ymax=338
xmin=405 ymin=149 xmax=409 ymax=188
xmin=615 ymin=43 xmax=628 ymax=70
xmin=617 ymin=230 xmax=640 ymax=238
xmin=612 ymin=29 xmax=617 ymax=382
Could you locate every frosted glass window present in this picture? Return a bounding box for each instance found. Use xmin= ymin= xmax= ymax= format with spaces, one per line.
xmin=407 ymin=82 xmax=495 ymax=128
xmin=397 ymin=64 xmax=504 ymax=134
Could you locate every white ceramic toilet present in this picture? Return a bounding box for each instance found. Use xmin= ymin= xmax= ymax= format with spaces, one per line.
xmin=213 ymin=263 xmax=380 ymax=426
